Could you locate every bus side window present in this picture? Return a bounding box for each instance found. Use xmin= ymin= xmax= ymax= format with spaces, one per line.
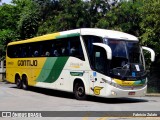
xmin=69 ymin=37 xmax=84 ymax=60
xmin=14 ymin=46 xmax=19 ymax=58
xmin=45 ymin=51 xmax=50 ymax=57
xmin=70 ymin=46 xmax=76 ymax=56
xmin=83 ymin=35 xmax=103 ymax=69
xmin=34 ymin=50 xmax=39 ymax=57
xmin=60 ymin=39 xmax=68 ymax=56
xmin=16 ymin=46 xmax=22 ymax=58
xmin=26 ymin=45 xmax=32 ymax=57
xmin=51 ymin=44 xmax=55 ymax=56
xmin=61 ymin=47 xmax=66 ymax=56
xmin=54 ymin=40 xmax=62 ymax=57
xmin=53 ymin=49 xmax=59 ymax=57
xmin=21 ymin=45 xmax=27 ymax=57
xmin=93 ymin=46 xmax=109 ymax=75
xmin=7 ymin=46 xmax=15 ymax=58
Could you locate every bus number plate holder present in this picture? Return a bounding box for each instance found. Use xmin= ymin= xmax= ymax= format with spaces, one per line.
xmin=128 ymin=92 xmax=135 ymax=95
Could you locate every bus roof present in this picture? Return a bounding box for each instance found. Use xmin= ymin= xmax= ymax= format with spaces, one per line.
xmin=8 ymin=28 xmax=138 ymax=46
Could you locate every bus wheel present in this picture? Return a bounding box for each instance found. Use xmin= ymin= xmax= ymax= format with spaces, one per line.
xmin=74 ymin=82 xmax=86 ymax=100
xmin=22 ymin=75 xmax=28 ymax=90
xmin=15 ymin=76 xmax=22 ymax=89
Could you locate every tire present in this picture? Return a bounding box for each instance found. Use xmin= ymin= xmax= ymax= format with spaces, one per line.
xmin=22 ymin=76 xmax=28 ymax=90
xmin=15 ymin=76 xmax=22 ymax=89
xmin=74 ymin=82 xmax=86 ymax=100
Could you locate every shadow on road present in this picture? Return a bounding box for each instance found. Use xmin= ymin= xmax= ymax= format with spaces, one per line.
xmin=9 ymin=83 xmax=148 ymax=104
xmin=87 ymin=96 xmax=148 ymax=104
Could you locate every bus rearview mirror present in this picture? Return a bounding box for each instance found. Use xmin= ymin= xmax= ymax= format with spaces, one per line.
xmin=142 ymin=46 xmax=155 ymax=62
xmin=93 ymin=43 xmax=112 ymax=60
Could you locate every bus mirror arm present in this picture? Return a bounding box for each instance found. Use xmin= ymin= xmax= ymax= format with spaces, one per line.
xmin=93 ymin=43 xmax=112 ymax=60
xmin=142 ymin=46 xmax=155 ymax=62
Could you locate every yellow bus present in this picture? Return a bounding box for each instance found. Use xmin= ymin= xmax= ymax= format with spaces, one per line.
xmin=6 ymin=28 xmax=155 ymax=100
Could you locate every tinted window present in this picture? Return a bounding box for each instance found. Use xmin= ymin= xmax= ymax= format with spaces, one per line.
xmin=82 ymin=35 xmax=103 ymax=69
xmin=7 ymin=36 xmax=85 ymax=61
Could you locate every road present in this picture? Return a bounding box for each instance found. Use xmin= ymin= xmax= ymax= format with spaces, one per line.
xmin=0 ymin=82 xmax=160 ymax=120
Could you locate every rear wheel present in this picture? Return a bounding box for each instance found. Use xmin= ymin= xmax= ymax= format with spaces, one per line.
xmin=15 ymin=76 xmax=22 ymax=89
xmin=22 ymin=75 xmax=29 ymax=90
xmin=74 ymin=82 xmax=86 ymax=100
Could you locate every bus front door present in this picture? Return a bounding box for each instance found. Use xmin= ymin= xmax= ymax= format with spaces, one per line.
xmin=91 ymin=46 xmax=108 ymax=96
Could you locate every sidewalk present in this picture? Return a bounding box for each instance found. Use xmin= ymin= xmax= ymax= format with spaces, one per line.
xmin=145 ymin=93 xmax=160 ymax=97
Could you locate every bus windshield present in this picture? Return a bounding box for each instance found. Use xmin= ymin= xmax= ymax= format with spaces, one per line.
xmin=104 ymin=39 xmax=142 ymax=68
xmin=104 ymin=38 xmax=145 ymax=80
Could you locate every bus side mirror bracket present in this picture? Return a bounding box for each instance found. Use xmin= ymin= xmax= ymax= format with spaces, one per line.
xmin=142 ymin=46 xmax=155 ymax=62
xmin=93 ymin=43 xmax=112 ymax=60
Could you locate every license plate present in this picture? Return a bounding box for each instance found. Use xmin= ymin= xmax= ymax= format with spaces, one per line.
xmin=128 ymin=92 xmax=135 ymax=95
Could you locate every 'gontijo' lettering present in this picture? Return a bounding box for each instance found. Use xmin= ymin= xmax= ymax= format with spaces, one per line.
xmin=18 ymin=60 xmax=38 ymax=66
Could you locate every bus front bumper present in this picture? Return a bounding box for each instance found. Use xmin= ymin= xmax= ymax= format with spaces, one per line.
xmin=104 ymin=85 xmax=147 ymax=98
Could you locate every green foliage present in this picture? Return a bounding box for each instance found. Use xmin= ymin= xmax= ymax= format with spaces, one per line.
xmin=0 ymin=0 xmax=159 ymax=56
xmin=0 ymin=4 xmax=19 ymax=30
xmin=14 ymin=0 xmax=41 ymax=39
xmin=0 ymin=29 xmax=18 ymax=44
xmin=0 ymin=29 xmax=19 ymax=59
xmin=140 ymin=0 xmax=160 ymax=56
xmin=37 ymin=0 xmax=112 ymax=34
xmin=104 ymin=1 xmax=143 ymax=35
xmin=0 ymin=0 xmax=159 ymax=51
xmin=0 ymin=3 xmax=20 ymax=59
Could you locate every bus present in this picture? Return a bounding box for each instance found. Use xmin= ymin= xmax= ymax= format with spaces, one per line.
xmin=6 ymin=28 xmax=155 ymax=100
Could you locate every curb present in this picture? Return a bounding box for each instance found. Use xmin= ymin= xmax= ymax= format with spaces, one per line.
xmin=145 ymin=93 xmax=160 ymax=97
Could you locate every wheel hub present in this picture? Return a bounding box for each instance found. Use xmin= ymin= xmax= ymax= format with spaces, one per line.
xmin=77 ymin=87 xmax=84 ymax=95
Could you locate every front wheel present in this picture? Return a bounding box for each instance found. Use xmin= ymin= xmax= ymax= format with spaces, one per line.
xmin=74 ymin=82 xmax=86 ymax=100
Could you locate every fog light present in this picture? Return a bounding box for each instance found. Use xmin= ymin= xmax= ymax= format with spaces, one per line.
xmin=111 ymin=91 xmax=117 ymax=96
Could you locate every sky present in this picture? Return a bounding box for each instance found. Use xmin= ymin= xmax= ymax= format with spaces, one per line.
xmin=0 ymin=0 xmax=12 ymax=5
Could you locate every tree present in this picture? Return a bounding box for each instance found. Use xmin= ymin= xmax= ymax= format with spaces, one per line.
xmin=0 ymin=4 xmax=19 ymax=30
xmin=0 ymin=3 xmax=20 ymax=58
xmin=37 ymin=0 xmax=88 ymax=33
xmin=12 ymin=0 xmax=41 ymax=39
xmin=139 ymin=0 xmax=160 ymax=92
xmin=0 ymin=29 xmax=19 ymax=59
xmin=37 ymin=0 xmax=112 ymax=33
xmin=96 ymin=1 xmax=143 ymax=36
xmin=140 ymin=0 xmax=160 ymax=56
xmin=36 ymin=0 xmax=62 ymax=34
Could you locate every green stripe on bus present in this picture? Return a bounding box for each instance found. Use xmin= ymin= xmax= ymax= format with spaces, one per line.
xmin=56 ymin=33 xmax=80 ymax=39
xmin=133 ymin=79 xmax=146 ymax=85
xmin=36 ymin=58 xmax=57 ymax=82
xmin=36 ymin=57 xmax=69 ymax=83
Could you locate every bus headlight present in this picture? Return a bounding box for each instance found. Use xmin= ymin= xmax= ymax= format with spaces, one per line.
xmin=111 ymin=91 xmax=117 ymax=96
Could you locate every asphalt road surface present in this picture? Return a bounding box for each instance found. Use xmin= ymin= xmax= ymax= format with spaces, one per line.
xmin=0 ymin=82 xmax=160 ymax=120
